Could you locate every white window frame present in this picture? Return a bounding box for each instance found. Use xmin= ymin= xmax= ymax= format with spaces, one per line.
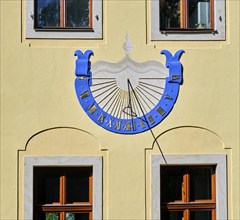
xmin=151 ymin=0 xmax=226 ymax=40
xmin=24 ymin=156 xmax=103 ymax=219
xmin=151 ymin=154 xmax=227 ymax=220
xmin=26 ymin=0 xmax=102 ymax=39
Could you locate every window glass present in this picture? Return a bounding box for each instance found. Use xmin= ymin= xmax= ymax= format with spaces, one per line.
xmin=66 ymin=0 xmax=90 ymax=27
xmin=34 ymin=166 xmax=93 ymax=218
xmin=34 ymin=167 xmax=60 ymax=204
xmin=160 ymin=0 xmax=180 ymax=29
xmin=36 ymin=0 xmax=60 ymax=28
xmin=159 ymin=0 xmax=213 ymax=30
xmin=66 ymin=168 xmax=91 ymax=203
xmin=190 ymin=167 xmax=212 ymax=200
xmin=190 ymin=210 xmax=212 ymax=220
xmin=66 ymin=213 xmax=89 ymax=220
xmin=161 ymin=211 xmax=184 ymax=220
xmin=160 ymin=167 xmax=184 ymax=202
xmin=45 ymin=213 xmax=60 ymax=220
xmin=188 ymin=0 xmax=211 ymax=28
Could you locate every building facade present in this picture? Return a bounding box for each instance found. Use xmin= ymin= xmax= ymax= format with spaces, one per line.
xmin=1 ymin=0 xmax=239 ymax=219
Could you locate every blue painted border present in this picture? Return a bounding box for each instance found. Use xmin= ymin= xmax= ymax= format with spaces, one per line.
xmin=74 ymin=50 xmax=184 ymax=134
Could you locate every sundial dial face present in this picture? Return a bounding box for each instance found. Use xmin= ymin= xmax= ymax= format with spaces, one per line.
xmin=74 ymin=49 xmax=184 ymax=134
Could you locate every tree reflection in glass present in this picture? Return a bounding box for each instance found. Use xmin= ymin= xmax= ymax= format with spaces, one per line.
xmin=160 ymin=0 xmax=180 ymax=29
xmin=66 ymin=0 xmax=90 ymax=27
xmin=36 ymin=0 xmax=60 ymax=28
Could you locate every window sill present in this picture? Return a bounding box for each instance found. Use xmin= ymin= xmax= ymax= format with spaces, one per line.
xmin=160 ymin=29 xmax=218 ymax=34
xmin=151 ymin=30 xmax=225 ymax=41
xmin=34 ymin=28 xmax=95 ymax=33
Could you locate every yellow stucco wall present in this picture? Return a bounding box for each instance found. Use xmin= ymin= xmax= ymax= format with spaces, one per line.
xmin=1 ymin=0 xmax=239 ymax=219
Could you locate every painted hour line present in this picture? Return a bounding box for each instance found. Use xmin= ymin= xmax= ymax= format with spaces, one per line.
xmin=90 ymin=77 xmax=166 ymax=119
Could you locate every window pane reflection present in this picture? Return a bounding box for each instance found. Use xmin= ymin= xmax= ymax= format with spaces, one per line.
xmin=45 ymin=213 xmax=60 ymax=220
xmin=66 ymin=213 xmax=89 ymax=220
xmin=160 ymin=0 xmax=180 ymax=29
xmin=36 ymin=0 xmax=60 ymax=28
xmin=66 ymin=0 xmax=90 ymax=27
xmin=188 ymin=0 xmax=211 ymax=28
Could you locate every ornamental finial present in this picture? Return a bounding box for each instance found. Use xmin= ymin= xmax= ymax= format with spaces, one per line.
xmin=123 ymin=33 xmax=133 ymax=55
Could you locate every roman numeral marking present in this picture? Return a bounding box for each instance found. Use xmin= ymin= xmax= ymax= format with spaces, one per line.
xmin=97 ymin=113 xmax=105 ymax=124
xmin=164 ymin=94 xmax=173 ymax=100
xmin=171 ymin=75 xmax=181 ymax=81
xmin=123 ymin=122 xmax=131 ymax=131
xmin=80 ymin=90 xmax=90 ymax=99
xmin=88 ymin=104 xmax=97 ymax=114
xmin=147 ymin=115 xmax=155 ymax=124
xmin=140 ymin=119 xmax=146 ymax=129
xmin=106 ymin=118 xmax=113 ymax=128
xmin=115 ymin=121 xmax=121 ymax=130
xmin=156 ymin=106 xmax=166 ymax=116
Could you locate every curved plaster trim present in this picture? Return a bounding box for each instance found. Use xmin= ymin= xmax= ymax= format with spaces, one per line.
xmin=152 ymin=125 xmax=226 ymax=149
xmin=24 ymin=126 xmax=101 ymax=151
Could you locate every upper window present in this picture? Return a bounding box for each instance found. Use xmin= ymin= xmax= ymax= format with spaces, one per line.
xmin=151 ymin=0 xmax=225 ymax=40
xmin=26 ymin=0 xmax=102 ymax=38
xmin=160 ymin=0 xmax=214 ymax=30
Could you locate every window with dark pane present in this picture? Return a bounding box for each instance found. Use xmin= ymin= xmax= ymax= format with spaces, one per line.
xmin=190 ymin=210 xmax=212 ymax=220
xmin=35 ymin=0 xmax=91 ymax=29
xmin=190 ymin=167 xmax=212 ymax=200
xmin=35 ymin=0 xmax=60 ymax=28
xmin=34 ymin=167 xmax=60 ymax=204
xmin=33 ymin=167 xmax=92 ymax=220
xmin=161 ymin=211 xmax=184 ymax=220
xmin=160 ymin=0 xmax=213 ymax=30
xmin=160 ymin=165 xmax=216 ymax=220
xmin=66 ymin=0 xmax=90 ymax=27
xmin=66 ymin=213 xmax=90 ymax=220
xmin=66 ymin=168 xmax=91 ymax=203
xmin=160 ymin=166 xmax=184 ymax=202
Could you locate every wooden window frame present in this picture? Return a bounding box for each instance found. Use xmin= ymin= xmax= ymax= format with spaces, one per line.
xmin=26 ymin=0 xmax=102 ymax=38
xmin=34 ymin=0 xmax=93 ymax=30
xmin=160 ymin=0 xmax=214 ymax=31
xmin=151 ymin=154 xmax=227 ymax=220
xmin=150 ymin=0 xmax=226 ymax=40
xmin=161 ymin=165 xmax=216 ymax=220
xmin=24 ymin=156 xmax=102 ymax=220
xmin=34 ymin=167 xmax=93 ymax=220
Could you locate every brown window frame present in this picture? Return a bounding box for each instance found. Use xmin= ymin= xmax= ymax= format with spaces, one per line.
xmin=33 ymin=167 xmax=93 ymax=220
xmin=161 ymin=165 xmax=216 ymax=220
xmin=160 ymin=0 xmax=214 ymax=31
xmin=34 ymin=0 xmax=93 ymax=30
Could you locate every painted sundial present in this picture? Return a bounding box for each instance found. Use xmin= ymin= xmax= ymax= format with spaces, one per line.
xmin=74 ymin=40 xmax=184 ymax=134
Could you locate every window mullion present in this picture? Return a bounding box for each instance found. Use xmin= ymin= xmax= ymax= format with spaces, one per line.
xmin=60 ymin=171 xmax=66 ymax=205
xmin=89 ymin=0 xmax=93 ymax=28
xmin=60 ymin=0 xmax=65 ymax=27
xmin=60 ymin=211 xmax=66 ymax=220
xmin=183 ymin=168 xmax=189 ymax=203
xmin=210 ymin=0 xmax=215 ymax=29
xmin=184 ymin=209 xmax=190 ymax=220
xmin=180 ymin=0 xmax=188 ymax=28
